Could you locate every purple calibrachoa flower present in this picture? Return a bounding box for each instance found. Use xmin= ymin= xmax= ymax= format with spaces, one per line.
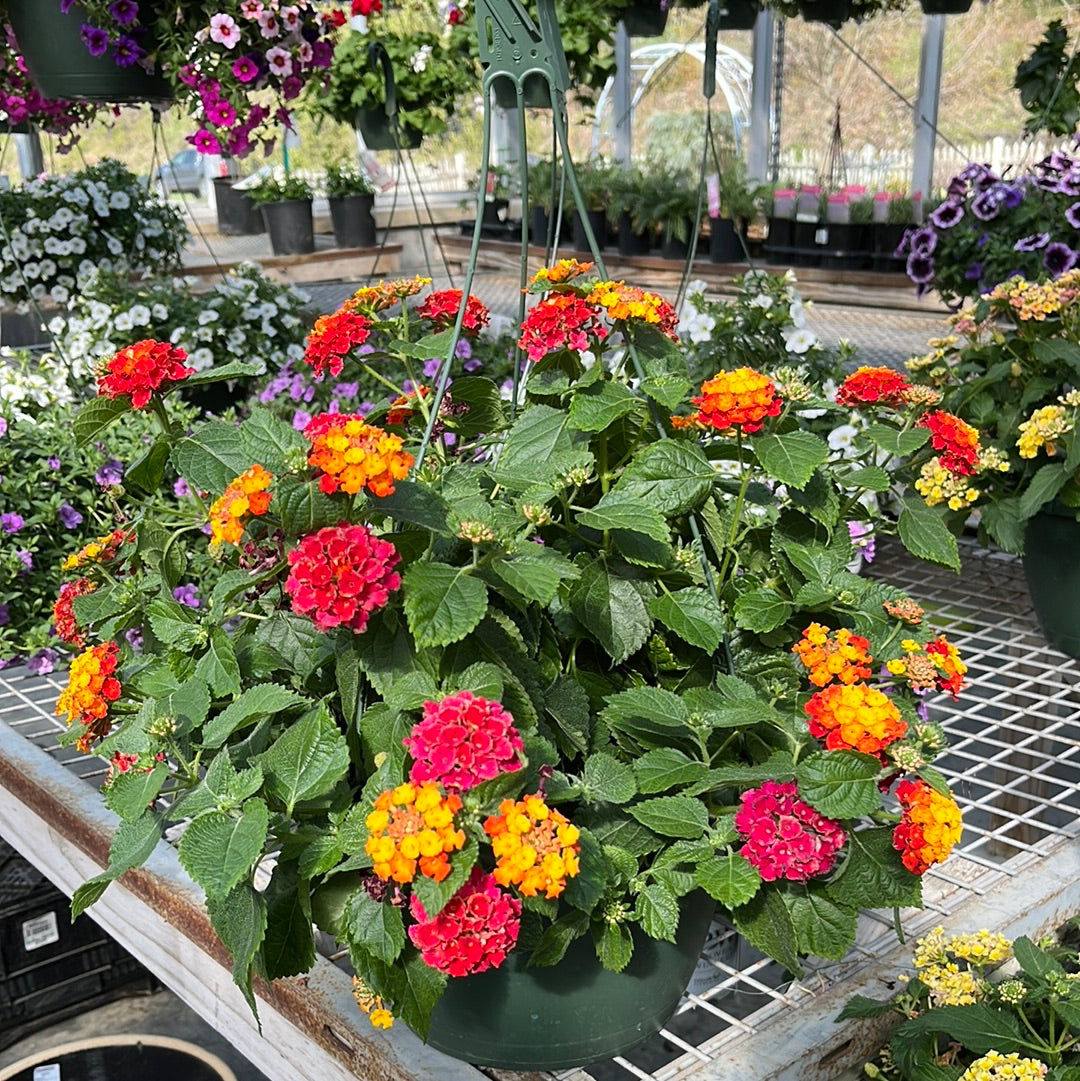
xmin=173 ymin=477 xmax=191 ymax=498
xmin=1 ymin=513 xmax=24 ymax=534
xmin=0 ymin=418 xmax=7 ymax=438
xmin=47 ymin=456 xmax=61 ymax=470
xmin=95 ymin=459 xmax=124 ymax=487
xmin=173 ymin=584 xmax=202 ymax=609
xmin=58 ymin=503 xmax=83 ymax=529
xmin=964 ymin=262 xmax=983 ymax=281
xmin=292 ymin=409 xmax=311 ymax=430
xmin=847 ymin=521 xmax=876 ymax=564
xmin=125 ymin=626 xmax=144 ymax=652
xmin=112 ymin=34 xmax=142 ymax=67
xmin=107 ymin=0 xmax=139 ymax=24
xmin=232 ymin=54 xmax=261 ymax=83
xmin=80 ymin=23 xmax=110 ymax=57
xmin=0 ymin=604 xmax=9 ymax=627
xmin=26 ymin=648 xmax=58 ymax=676
xmin=1044 ymin=243 xmax=1078 ymax=276
xmin=16 ymin=550 xmax=32 ymax=572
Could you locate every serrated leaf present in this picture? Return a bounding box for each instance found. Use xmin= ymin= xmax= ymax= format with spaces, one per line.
xmin=897 ymin=496 xmax=961 ymax=571
xmin=732 ymin=589 xmax=793 ymax=633
xmin=796 ymin=751 xmax=883 ymax=818
xmin=568 ymin=379 xmax=640 ymax=431
xmin=527 ymin=910 xmax=590 ymax=967
xmin=543 ymin=674 xmax=591 ymax=757
xmin=581 ymin=753 xmax=637 ymax=804
xmin=353 ymin=948 xmax=447 ymax=1041
xmin=634 ymin=881 xmax=680 ymax=942
xmin=568 ymin=559 xmax=652 ymax=665
xmin=71 ymin=811 xmax=165 ymax=917
xmin=629 ymin=795 xmax=708 ymax=838
xmin=72 ymin=585 xmax=127 ymax=627
xmin=275 ymin=481 xmax=342 ymax=536
xmin=261 ymin=860 xmax=315 ymax=980
xmin=171 ymin=421 xmax=250 ymax=494
xmin=104 ymin=762 xmax=168 ymax=822
xmin=194 ymin=628 xmax=242 ymax=698
xmin=1019 ymin=462 xmax=1069 ymax=520
xmin=411 ymin=838 xmax=477 ymax=919
xmin=495 ymin=404 xmax=585 ymax=487
xmin=836 ymin=994 xmax=896 ymax=1020
xmin=696 ymin=853 xmax=761 ymax=906
xmin=1013 ymin=935 xmax=1064 ymax=981
xmin=211 ymin=569 xmax=260 ymax=613
xmin=254 ymin=612 xmax=334 ymax=680
xmin=753 ymin=431 xmax=830 ymax=490
xmin=206 ymin=881 xmax=267 ymax=1018
xmin=261 ymin=703 xmax=350 ymax=816
xmin=836 ymin=827 xmax=922 ymax=909
xmin=146 ymin=596 xmax=202 ymax=651
xmin=160 ymin=678 xmax=211 ymax=737
xmin=239 ymin=406 xmax=305 ymax=473
xmin=614 ymin=440 xmax=716 ymax=514
xmin=561 ymin=828 xmax=607 ymax=914
xmin=74 ymin=396 xmax=130 ymax=447
xmin=731 ymin=888 xmax=802 ymax=975
xmin=648 ymin=588 xmax=724 ymax=652
xmin=602 ymin=686 xmax=690 ymax=740
xmin=371 ymin=480 xmax=452 ymax=532
xmin=840 ymin=465 xmax=891 ymax=492
xmin=202 ymin=684 xmax=310 ymax=749
xmin=864 ymin=423 xmax=929 ymax=457
xmin=893 ymin=1003 xmax=1025 ymax=1058
xmin=489 ymin=546 xmax=580 ymax=604
xmin=785 ymin=886 xmax=857 ymax=959
xmin=177 ymin=801 xmax=269 ymax=899
xmin=343 ymin=888 xmax=406 ymax=965
xmin=594 ymin=921 xmax=634 ymax=972
xmin=403 ymin=562 xmax=488 ymax=649
xmin=577 ymin=497 xmax=671 ymax=544
xmin=634 ymin=749 xmax=708 ymax=794
xmin=125 ymin=437 xmax=170 ymax=494
xmin=182 ymin=360 xmax=261 ymax=387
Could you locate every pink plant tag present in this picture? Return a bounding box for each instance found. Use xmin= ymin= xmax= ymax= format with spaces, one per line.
xmin=707 ymin=173 xmax=721 ymax=219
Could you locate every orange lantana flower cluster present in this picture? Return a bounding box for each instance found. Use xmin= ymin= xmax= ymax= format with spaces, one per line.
xmin=528 ymin=259 xmax=595 ymax=288
xmin=893 ymin=778 xmax=962 ymax=874
xmin=483 ymin=794 xmax=581 ymax=898
xmin=62 ymin=528 xmax=133 ymax=572
xmin=804 ymin=682 xmax=907 ymax=756
xmin=364 ymin=783 xmax=465 ymax=884
xmin=303 ymin=413 xmax=413 ymax=497
xmin=886 ymin=636 xmax=967 ymax=700
xmin=587 ymin=281 xmax=679 ymax=341
xmin=208 ymin=465 xmax=273 ymax=549
xmin=835 ymin=366 xmax=913 ymax=407
xmin=386 ymin=385 xmax=430 ymax=426
xmin=683 ymin=367 xmax=782 ymax=434
xmin=349 ymin=276 xmax=431 ymax=314
xmin=917 ymin=410 xmax=981 ymax=476
xmin=792 ymin=623 xmax=874 ymax=687
xmin=55 ymin=641 xmax=122 ymax=752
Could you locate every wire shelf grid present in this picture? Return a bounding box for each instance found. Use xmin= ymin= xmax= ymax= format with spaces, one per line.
xmin=0 ymin=537 xmax=1077 ymax=1081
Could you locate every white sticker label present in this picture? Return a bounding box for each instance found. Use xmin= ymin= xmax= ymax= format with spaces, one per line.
xmin=33 ymin=1065 xmax=60 ymax=1081
xmin=22 ymin=911 xmax=60 ymax=951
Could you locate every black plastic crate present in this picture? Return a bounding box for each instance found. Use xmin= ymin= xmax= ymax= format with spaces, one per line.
xmin=0 ymin=840 xmax=157 ymax=1052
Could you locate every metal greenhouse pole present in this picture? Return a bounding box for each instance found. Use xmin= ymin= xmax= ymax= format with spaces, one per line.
xmin=746 ymin=8 xmax=775 ymax=183
xmin=912 ymin=13 xmax=946 ymax=208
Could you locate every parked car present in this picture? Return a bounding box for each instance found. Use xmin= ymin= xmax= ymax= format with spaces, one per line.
xmin=151 ymin=149 xmax=205 ymax=198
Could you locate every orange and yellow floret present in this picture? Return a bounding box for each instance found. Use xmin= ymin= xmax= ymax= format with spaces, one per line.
xmin=893 ymin=779 xmax=962 ymax=874
xmin=55 ymin=641 xmax=122 ymax=752
xmin=483 ymin=794 xmax=581 ymax=899
xmin=676 ymin=367 xmax=782 ymax=434
xmin=804 ymin=682 xmax=907 ymax=756
xmin=792 ymin=623 xmax=873 ymax=687
xmin=304 ymin=414 xmax=413 ymax=497
xmin=365 ymin=783 xmax=465 ymax=884
xmin=886 ymin=636 xmax=967 ymax=699
xmin=208 ymin=464 xmax=273 ymax=549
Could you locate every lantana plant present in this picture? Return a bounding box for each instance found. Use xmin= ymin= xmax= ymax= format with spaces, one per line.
xmin=62 ymin=262 xmax=970 ymax=1045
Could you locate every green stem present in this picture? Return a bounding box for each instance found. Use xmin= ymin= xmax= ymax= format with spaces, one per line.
xmin=715 ymin=440 xmax=752 ymax=587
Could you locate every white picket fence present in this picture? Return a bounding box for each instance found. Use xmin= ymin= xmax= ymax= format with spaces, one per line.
xmin=775 ymin=134 xmax=1075 ymax=193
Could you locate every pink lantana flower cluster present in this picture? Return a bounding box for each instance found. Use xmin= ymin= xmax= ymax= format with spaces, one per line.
xmin=404 ymin=691 xmax=524 ymax=793
xmin=734 ymin=780 xmax=847 ymax=882
xmin=408 ymin=867 xmax=522 ymax=977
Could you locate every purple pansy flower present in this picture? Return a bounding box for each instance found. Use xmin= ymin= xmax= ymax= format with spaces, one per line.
xmin=970 ymin=189 xmax=1003 ymax=222
xmin=1014 ymin=233 xmax=1050 ymax=252
xmin=1065 ymin=202 xmax=1080 ymax=231
xmin=908 ymin=227 xmax=937 ymax=256
xmin=929 ymin=200 xmax=963 ymax=230
xmin=58 ymin=503 xmax=83 ymax=529
xmin=906 ymin=251 xmax=935 ymax=286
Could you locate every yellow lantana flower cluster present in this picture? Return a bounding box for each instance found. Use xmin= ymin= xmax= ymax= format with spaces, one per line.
xmin=915 ymin=457 xmax=981 ymax=510
xmin=483 ymin=794 xmax=581 ymax=898
xmin=959 ymin=1051 xmax=1048 ymax=1081
xmin=1017 ymin=404 xmax=1073 ymax=459
xmin=208 ymin=464 xmax=273 ymax=549
xmin=365 ymin=782 xmax=465 ymax=884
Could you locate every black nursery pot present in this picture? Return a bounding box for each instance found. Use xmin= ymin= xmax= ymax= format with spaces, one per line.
xmin=260 ymin=198 xmax=315 ymax=256
xmin=872 ymin=222 xmax=909 ymax=272
xmin=213 ymin=178 xmax=265 ymax=236
xmin=572 ymin=209 xmax=608 ymax=253
xmin=710 ymin=218 xmax=744 ymax=263
xmin=616 ymin=212 xmax=651 ymax=256
xmin=328 ymin=194 xmax=376 ymax=248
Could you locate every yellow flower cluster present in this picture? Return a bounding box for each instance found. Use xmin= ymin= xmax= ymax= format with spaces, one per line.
xmin=208 ymin=465 xmax=272 ymax=548
xmin=958 ymin=1051 xmax=1047 ymax=1081
xmin=365 ymin=783 xmax=465 ymax=884
xmin=919 ymin=962 xmax=986 ymax=1006
xmin=349 ymin=276 xmax=431 ymax=313
xmin=352 ymin=975 xmax=393 ymax=1030
xmin=529 ymin=259 xmax=595 ymax=287
xmin=914 ymin=926 xmax=1013 ymax=969
xmin=915 ymin=457 xmax=981 ymax=510
xmin=483 ymin=795 xmax=581 ymax=898
xmin=586 ymin=281 xmax=679 ymax=339
xmin=1017 ymin=404 xmax=1073 ymax=459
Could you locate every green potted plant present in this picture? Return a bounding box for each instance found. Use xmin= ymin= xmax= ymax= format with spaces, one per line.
xmin=906 ymin=270 xmax=1080 ymax=657
xmin=247 ymin=173 xmax=316 ymax=256
xmin=61 ymin=260 xmax=969 ymax=1071
xmin=570 ymin=159 xmax=616 ymax=253
xmin=609 ymin=166 xmax=653 ymax=257
xmin=325 ymin=162 xmax=377 ymax=249
xmin=709 ymin=158 xmax=766 ymax=264
xmin=638 ymin=163 xmax=699 ymax=258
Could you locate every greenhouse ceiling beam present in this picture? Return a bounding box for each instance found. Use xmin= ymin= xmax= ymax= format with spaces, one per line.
xmin=912 ymin=13 xmax=946 ymax=204
xmin=747 ymin=9 xmax=775 ymax=183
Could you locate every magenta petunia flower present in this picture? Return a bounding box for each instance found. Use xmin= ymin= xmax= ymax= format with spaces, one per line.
xmin=232 ymin=54 xmax=260 ymax=83
xmin=190 ymin=127 xmax=222 ymax=154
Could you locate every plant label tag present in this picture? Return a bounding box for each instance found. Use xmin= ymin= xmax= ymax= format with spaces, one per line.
xmin=33 ymin=1067 xmax=60 ymax=1081
xmin=22 ymin=911 xmax=60 ymax=951
xmin=350 ymin=14 xmax=368 ymax=31
xmin=706 ymin=173 xmax=721 ymax=218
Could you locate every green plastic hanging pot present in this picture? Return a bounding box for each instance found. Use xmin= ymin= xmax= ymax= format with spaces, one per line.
xmin=425 ymin=890 xmax=715 ymax=1070
xmin=6 ymin=0 xmax=172 ymax=103
xmin=354 ymin=107 xmax=424 ymax=151
xmin=1022 ymin=504 xmax=1080 ymax=658
xmin=796 ymin=0 xmax=851 ymax=24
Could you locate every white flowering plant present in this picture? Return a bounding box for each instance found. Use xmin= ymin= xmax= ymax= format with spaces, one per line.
xmin=840 ymin=924 xmax=1080 ymax=1081
xmin=0 ymin=159 xmax=187 ymax=313
xmin=48 ymin=263 xmax=311 ymax=412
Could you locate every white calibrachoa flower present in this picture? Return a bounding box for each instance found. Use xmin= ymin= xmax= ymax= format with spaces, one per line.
xmin=782 ymin=327 xmax=817 ymax=355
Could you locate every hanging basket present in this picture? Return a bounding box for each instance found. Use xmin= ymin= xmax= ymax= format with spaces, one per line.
xmin=355 ymin=107 xmax=424 ymax=151
xmin=620 ymin=1 xmax=670 ymax=36
xmin=1022 ymin=504 xmax=1080 ymax=658
xmin=796 ymin=0 xmax=851 ymax=24
xmin=6 ymin=0 xmax=173 ymax=103
xmin=426 ymin=892 xmax=715 ymax=1071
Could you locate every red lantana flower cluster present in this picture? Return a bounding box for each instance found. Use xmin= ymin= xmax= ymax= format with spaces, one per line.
xmin=408 ymin=867 xmax=522 ymax=977
xmin=303 ymin=304 xmax=372 ymax=380
xmin=734 ymin=780 xmax=846 ymax=882
xmin=893 ymin=778 xmax=962 ymax=874
xmin=517 ymin=293 xmax=608 ymax=363
xmin=97 ymin=339 xmax=195 ymax=409
xmin=284 ymin=523 xmax=401 ymax=632
xmin=835 ymin=366 xmax=913 ymax=407
xmin=917 ymin=410 xmax=981 ymax=476
xmin=53 ymin=578 xmax=96 ymax=648
xmin=414 ymin=289 xmax=490 ymax=336
xmin=404 ymin=691 xmax=524 ymax=792
xmin=55 ymin=641 xmax=122 ymax=751
xmin=303 ymin=413 xmax=413 ymax=497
